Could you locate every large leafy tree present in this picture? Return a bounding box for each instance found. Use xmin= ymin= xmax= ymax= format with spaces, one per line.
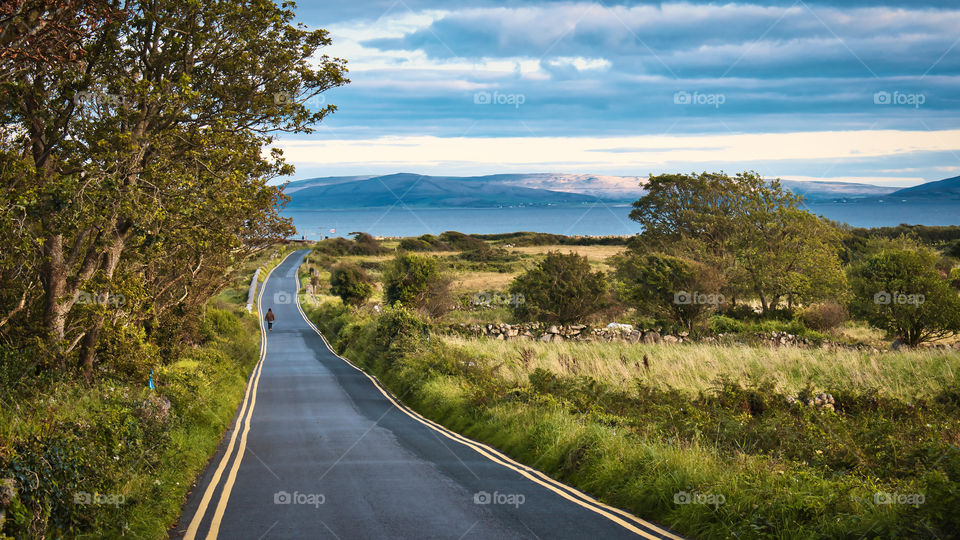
xmin=628 ymin=171 xmax=847 ymax=312
xmin=849 ymin=245 xmax=960 ymax=346
xmin=0 ymin=0 xmax=347 ymax=377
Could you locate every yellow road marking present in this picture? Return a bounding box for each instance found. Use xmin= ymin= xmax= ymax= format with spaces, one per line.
xmin=293 ymin=275 xmax=682 ymax=540
xmin=183 ymin=251 xmax=295 ymax=540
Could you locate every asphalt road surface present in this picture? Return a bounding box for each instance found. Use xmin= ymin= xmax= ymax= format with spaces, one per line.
xmin=173 ymin=250 xmax=681 ymax=540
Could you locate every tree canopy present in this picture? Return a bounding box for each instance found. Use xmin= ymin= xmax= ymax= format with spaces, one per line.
xmin=0 ymin=0 xmax=348 ymax=377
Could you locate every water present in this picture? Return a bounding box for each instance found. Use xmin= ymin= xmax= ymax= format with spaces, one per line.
xmin=282 ymin=199 xmax=960 ymax=239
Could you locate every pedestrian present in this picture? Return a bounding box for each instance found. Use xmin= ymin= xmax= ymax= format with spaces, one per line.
xmin=265 ymin=308 xmax=275 ymax=331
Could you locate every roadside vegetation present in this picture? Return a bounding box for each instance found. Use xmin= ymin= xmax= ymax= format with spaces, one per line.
xmin=1 ymin=0 xmax=344 ymax=536
xmin=302 ymin=172 xmax=960 ymax=538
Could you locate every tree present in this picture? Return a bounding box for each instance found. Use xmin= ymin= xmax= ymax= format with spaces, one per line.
xmin=330 ymin=263 xmax=374 ymax=307
xmin=628 ymin=171 xmax=847 ymax=312
xmin=849 ymin=245 xmax=960 ymax=346
xmin=382 ymin=253 xmax=450 ymax=316
xmin=614 ymin=252 xmax=724 ymax=331
xmin=0 ymin=0 xmax=347 ymax=377
xmin=509 ymin=251 xmax=609 ymax=324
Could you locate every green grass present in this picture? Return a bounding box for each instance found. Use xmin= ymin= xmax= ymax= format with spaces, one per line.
xmin=440 ymin=335 xmax=960 ymax=402
xmin=304 ymin=299 xmax=960 ymax=539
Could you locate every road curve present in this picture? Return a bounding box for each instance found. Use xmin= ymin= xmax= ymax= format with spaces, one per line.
xmin=173 ymin=250 xmax=681 ymax=540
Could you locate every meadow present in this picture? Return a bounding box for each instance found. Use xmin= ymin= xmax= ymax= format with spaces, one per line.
xmin=301 ymin=231 xmax=960 ymax=539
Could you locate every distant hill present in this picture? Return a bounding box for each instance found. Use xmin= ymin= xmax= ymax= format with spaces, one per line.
xmin=282 ymin=173 xmax=958 ymax=208
xmin=283 ymin=173 xmax=603 ymax=208
xmin=890 ymin=175 xmax=960 ymax=199
xmin=779 ymin=180 xmax=898 ymax=200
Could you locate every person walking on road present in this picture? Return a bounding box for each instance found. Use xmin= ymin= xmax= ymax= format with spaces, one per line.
xmin=265 ymin=308 xmax=275 ymax=331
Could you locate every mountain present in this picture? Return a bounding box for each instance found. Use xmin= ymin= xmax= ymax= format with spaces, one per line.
xmin=283 ymin=173 xmax=603 ymax=208
xmin=283 ymin=173 xmax=953 ymax=208
xmin=779 ymin=180 xmax=898 ymax=200
xmin=889 ymin=175 xmax=960 ymax=199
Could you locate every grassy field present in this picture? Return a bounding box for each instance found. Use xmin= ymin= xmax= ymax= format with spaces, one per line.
xmin=302 ymin=234 xmax=960 ymax=538
xmin=440 ymin=335 xmax=960 ymax=402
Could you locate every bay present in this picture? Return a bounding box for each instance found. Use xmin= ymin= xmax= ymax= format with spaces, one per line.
xmin=282 ymin=199 xmax=960 ymax=239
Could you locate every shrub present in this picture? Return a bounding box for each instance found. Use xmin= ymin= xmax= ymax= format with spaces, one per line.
xmin=398 ymin=237 xmax=438 ymax=251
xmin=458 ymin=245 xmax=517 ymax=263
xmin=329 ymin=263 xmax=375 ymax=306
xmin=798 ymin=301 xmax=848 ymax=331
xmin=382 ymin=253 xmax=452 ymax=316
xmin=708 ymin=315 xmax=746 ymax=334
xmin=509 ymin=251 xmax=609 ymax=324
xmin=614 ymin=252 xmax=725 ymax=331
xmin=438 ymin=231 xmax=487 ymax=251
xmin=720 ymin=303 xmax=757 ymax=320
xmin=849 ymin=245 xmax=960 ymax=345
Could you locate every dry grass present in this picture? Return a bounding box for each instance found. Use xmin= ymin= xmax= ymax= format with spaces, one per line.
xmin=451 ymin=271 xmax=517 ymax=293
xmin=440 ymin=335 xmax=960 ymax=401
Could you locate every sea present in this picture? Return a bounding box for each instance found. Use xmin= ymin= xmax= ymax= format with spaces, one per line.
xmin=282 ymin=199 xmax=960 ymax=239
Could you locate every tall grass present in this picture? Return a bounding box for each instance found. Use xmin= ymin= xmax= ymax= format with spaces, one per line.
xmin=441 ymin=335 xmax=959 ymax=401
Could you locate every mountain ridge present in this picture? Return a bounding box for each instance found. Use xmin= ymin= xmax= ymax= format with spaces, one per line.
xmin=282 ymin=173 xmax=958 ymax=208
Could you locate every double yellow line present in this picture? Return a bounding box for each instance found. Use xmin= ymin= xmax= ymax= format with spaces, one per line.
xmin=183 ymin=252 xmax=295 ymax=540
xmin=292 ymin=275 xmax=684 ymax=540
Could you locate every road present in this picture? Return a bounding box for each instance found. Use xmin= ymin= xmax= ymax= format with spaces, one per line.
xmin=173 ymin=250 xmax=680 ymax=540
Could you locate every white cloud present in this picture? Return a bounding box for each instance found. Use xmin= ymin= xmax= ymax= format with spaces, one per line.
xmin=270 ymin=129 xmax=960 ymax=183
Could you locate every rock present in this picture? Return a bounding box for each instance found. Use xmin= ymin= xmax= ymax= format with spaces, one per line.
xmin=606 ymin=322 xmax=634 ymax=332
xmin=662 ymin=335 xmax=679 ymax=344
xmin=643 ymin=331 xmax=661 ymax=344
xmin=539 ymin=333 xmax=553 ymax=343
xmin=496 ymin=333 xmax=504 ymax=340
xmin=547 ymin=325 xmax=560 ymax=334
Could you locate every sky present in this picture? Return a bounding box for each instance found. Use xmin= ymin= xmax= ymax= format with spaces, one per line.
xmin=274 ymin=0 xmax=960 ymax=187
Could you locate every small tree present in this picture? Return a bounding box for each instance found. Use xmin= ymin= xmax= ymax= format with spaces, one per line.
xmin=614 ymin=252 xmax=724 ymax=331
xmin=329 ymin=263 xmax=374 ymax=306
xmin=849 ymin=246 xmax=960 ymax=346
xmin=382 ymin=253 xmax=450 ymax=315
xmin=509 ymin=251 xmax=608 ymax=324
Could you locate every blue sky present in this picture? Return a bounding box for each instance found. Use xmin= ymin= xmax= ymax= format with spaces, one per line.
xmin=275 ymin=0 xmax=960 ymax=186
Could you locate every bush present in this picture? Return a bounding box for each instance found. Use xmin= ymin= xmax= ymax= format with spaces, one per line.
xmin=614 ymin=252 xmax=725 ymax=331
xmin=719 ymin=303 xmax=757 ymax=320
xmin=708 ymin=315 xmax=746 ymax=334
xmin=798 ymin=301 xmax=848 ymax=331
xmin=329 ymin=263 xmax=375 ymax=306
xmin=509 ymin=251 xmax=609 ymax=324
xmin=849 ymin=245 xmax=960 ymax=345
xmin=438 ymin=231 xmax=487 ymax=251
xmin=382 ymin=253 xmax=453 ymax=316
xmin=458 ymin=245 xmax=517 ymax=263
xmin=398 ymin=237 xmax=439 ymax=251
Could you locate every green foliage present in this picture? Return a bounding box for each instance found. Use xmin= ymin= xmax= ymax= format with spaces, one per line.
xmin=473 ymin=231 xmax=628 ymax=247
xmin=614 ymin=252 xmax=724 ymax=330
xmin=314 ymin=233 xmax=387 ymax=256
xmin=0 ymin=0 xmax=348 ymax=375
xmin=382 ymin=253 xmax=452 ymax=316
xmin=458 ymin=245 xmax=517 ymax=263
xmin=707 ymin=315 xmax=746 ymax=334
xmin=849 ymin=244 xmax=960 ymax=345
xmin=509 ymin=251 xmax=609 ymax=324
xmin=628 ymin=171 xmax=848 ymax=312
xmin=0 ymin=307 xmax=260 ymax=538
xmin=329 ymin=263 xmax=375 ymax=306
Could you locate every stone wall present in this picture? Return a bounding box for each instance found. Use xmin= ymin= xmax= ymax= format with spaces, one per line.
xmin=442 ymin=323 xmax=960 ymax=351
